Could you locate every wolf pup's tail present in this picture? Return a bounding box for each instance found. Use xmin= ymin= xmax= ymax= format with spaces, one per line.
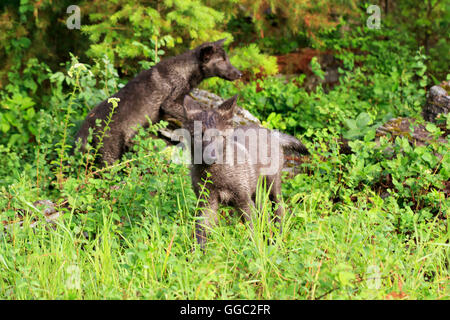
xmin=277 ymin=131 xmax=309 ymax=155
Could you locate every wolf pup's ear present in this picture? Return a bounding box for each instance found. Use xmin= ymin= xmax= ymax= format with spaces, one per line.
xmin=218 ymin=95 xmax=238 ymax=120
xmin=182 ymin=95 xmax=201 ymax=121
xmin=199 ymin=45 xmax=215 ymax=63
xmin=214 ymin=38 xmax=227 ymax=47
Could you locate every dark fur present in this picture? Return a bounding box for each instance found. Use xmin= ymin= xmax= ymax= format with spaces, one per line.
xmin=74 ymin=39 xmax=242 ymax=165
xmin=182 ymin=95 xmax=309 ymax=248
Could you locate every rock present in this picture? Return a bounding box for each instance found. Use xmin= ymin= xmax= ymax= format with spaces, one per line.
xmin=339 ymin=80 xmax=450 ymax=156
xmin=422 ymin=80 xmax=450 ymax=123
xmin=3 ymin=200 xmax=60 ymax=230
xmin=376 ymin=117 xmax=447 ymax=147
xmin=336 ymin=116 xmax=448 ymax=161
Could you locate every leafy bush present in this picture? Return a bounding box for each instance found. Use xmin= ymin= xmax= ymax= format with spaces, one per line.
xmin=0 ymin=58 xmax=50 ymax=146
xmin=230 ymin=44 xmax=278 ymax=79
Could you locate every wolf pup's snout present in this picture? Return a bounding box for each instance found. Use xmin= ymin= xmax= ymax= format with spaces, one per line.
xmin=228 ymin=67 xmax=243 ymax=80
xmin=220 ymin=61 xmax=242 ymax=81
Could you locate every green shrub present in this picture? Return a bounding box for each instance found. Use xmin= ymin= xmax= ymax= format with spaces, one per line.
xmin=229 ymin=44 xmax=278 ymax=79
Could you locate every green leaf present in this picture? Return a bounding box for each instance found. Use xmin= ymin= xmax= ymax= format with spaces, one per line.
xmin=25 ymin=107 xmax=35 ymax=120
xmin=425 ymin=123 xmax=439 ymax=134
xmin=344 ymin=119 xmax=357 ymax=130
xmin=421 ymin=152 xmax=434 ymax=165
xmin=356 ymin=112 xmax=371 ymax=128
xmin=0 ymin=121 xmax=10 ymax=133
xmin=338 ymin=271 xmax=355 ymax=287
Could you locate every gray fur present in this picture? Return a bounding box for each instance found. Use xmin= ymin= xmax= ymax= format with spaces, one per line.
xmin=182 ymin=95 xmax=309 ymax=248
xmin=74 ymin=39 xmax=242 ymax=165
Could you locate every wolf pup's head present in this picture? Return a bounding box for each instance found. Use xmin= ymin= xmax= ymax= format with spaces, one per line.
xmin=196 ymin=39 xmax=242 ymax=81
xmin=183 ymin=95 xmax=237 ymax=165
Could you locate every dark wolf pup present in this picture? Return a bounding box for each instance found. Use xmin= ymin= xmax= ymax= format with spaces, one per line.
xmin=75 ymin=39 xmax=242 ymax=165
xmin=181 ymin=95 xmax=309 ymax=248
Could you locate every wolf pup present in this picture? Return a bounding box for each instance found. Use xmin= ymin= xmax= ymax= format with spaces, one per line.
xmin=182 ymin=95 xmax=309 ymax=248
xmin=75 ymin=39 xmax=242 ymax=165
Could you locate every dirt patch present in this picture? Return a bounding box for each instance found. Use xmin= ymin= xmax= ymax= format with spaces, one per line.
xmin=276 ymin=48 xmax=321 ymax=75
xmin=276 ymin=48 xmax=342 ymax=91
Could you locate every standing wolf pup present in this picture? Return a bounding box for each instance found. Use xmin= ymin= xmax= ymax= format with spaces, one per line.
xmin=182 ymin=95 xmax=309 ymax=248
xmin=75 ymin=39 xmax=242 ymax=165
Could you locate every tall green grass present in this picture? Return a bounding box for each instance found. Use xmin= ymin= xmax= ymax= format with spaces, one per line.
xmin=1 ymin=168 xmax=448 ymax=299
